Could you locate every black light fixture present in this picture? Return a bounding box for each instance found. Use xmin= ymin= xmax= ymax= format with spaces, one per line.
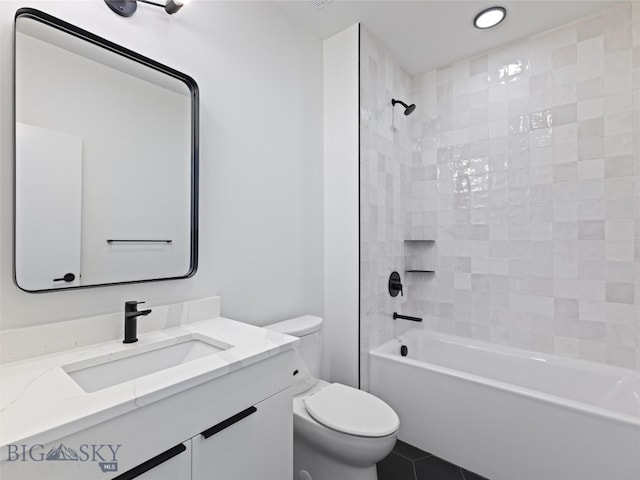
xmin=474 ymin=6 xmax=506 ymax=29
xmin=105 ymin=0 xmax=187 ymax=17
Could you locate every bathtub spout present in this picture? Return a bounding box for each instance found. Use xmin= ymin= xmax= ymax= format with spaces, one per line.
xmin=393 ymin=312 xmax=422 ymax=322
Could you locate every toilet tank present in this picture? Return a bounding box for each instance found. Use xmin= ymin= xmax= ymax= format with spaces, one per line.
xmin=267 ymin=315 xmax=322 ymax=394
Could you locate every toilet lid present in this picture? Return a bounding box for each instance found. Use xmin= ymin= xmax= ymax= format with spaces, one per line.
xmin=303 ymin=383 xmax=399 ymax=437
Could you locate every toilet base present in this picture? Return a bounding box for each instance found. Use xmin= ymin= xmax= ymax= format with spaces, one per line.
xmin=291 ymin=381 xmax=397 ymax=480
xmin=294 ymin=435 xmax=378 ymax=480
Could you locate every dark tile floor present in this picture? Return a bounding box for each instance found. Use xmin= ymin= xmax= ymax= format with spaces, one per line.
xmin=377 ymin=440 xmax=489 ymax=480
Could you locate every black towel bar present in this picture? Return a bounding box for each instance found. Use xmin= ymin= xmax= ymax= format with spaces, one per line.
xmin=107 ymin=239 xmax=172 ymax=244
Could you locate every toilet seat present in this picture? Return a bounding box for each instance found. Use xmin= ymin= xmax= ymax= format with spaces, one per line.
xmin=303 ymin=383 xmax=399 ymax=438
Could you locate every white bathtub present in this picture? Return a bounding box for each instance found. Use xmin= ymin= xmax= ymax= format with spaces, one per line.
xmin=370 ymin=329 xmax=640 ymax=480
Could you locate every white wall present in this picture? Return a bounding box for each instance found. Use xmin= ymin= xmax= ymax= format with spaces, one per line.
xmin=0 ymin=1 xmax=323 ymax=330
xmin=322 ymin=24 xmax=359 ymax=387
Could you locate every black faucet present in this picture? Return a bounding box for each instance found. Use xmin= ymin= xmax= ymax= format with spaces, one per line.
xmin=123 ymin=301 xmax=152 ymax=344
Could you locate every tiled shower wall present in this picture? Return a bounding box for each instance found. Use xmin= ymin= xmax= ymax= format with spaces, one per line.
xmin=360 ymin=2 xmax=640 ymax=388
xmin=360 ymin=26 xmax=413 ymax=389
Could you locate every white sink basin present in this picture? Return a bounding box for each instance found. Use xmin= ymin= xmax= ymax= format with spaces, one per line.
xmin=63 ymin=334 xmax=231 ymax=393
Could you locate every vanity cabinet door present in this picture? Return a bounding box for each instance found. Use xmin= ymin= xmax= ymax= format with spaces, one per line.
xmin=114 ymin=441 xmax=191 ymax=480
xmin=191 ymin=388 xmax=292 ymax=480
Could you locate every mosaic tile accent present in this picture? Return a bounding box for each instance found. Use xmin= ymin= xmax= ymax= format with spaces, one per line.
xmin=360 ymin=2 xmax=640 ymax=388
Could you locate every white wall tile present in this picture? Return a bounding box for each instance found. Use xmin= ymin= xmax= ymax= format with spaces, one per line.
xmin=361 ymin=2 xmax=639 ymax=380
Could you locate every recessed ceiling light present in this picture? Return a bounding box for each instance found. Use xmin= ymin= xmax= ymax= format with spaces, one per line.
xmin=474 ymin=6 xmax=507 ymax=29
xmin=310 ymin=0 xmax=334 ymax=10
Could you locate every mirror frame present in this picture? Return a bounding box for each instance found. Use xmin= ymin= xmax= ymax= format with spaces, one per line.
xmin=13 ymin=8 xmax=199 ymax=292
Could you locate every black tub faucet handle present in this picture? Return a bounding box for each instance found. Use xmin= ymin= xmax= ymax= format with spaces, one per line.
xmin=388 ymin=271 xmax=404 ymax=297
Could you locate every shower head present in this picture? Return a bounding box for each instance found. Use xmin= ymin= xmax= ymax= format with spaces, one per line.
xmin=391 ymin=98 xmax=416 ymax=116
xmin=404 ymin=103 xmax=416 ymax=115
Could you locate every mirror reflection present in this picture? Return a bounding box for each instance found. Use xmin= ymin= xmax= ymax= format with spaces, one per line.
xmin=14 ymin=9 xmax=198 ymax=292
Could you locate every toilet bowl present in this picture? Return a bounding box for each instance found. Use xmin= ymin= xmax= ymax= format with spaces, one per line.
xmin=267 ymin=316 xmax=399 ymax=480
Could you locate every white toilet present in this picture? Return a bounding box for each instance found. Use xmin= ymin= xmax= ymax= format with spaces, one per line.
xmin=267 ymin=315 xmax=399 ymax=480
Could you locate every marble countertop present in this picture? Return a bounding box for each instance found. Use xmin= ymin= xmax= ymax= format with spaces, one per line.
xmin=0 ymin=317 xmax=297 ymax=450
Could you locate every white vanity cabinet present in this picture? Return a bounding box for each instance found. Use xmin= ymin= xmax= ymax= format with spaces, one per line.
xmin=122 ymin=389 xmax=292 ymax=480
xmin=0 ymin=350 xmax=294 ymax=480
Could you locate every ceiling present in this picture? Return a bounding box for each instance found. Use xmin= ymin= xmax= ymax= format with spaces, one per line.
xmin=274 ymin=0 xmax=619 ymax=75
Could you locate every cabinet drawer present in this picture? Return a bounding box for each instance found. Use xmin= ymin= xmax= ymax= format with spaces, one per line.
xmin=192 ymin=388 xmax=293 ymax=480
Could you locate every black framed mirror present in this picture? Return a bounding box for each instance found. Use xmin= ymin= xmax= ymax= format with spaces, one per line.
xmin=14 ymin=8 xmax=199 ymax=292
